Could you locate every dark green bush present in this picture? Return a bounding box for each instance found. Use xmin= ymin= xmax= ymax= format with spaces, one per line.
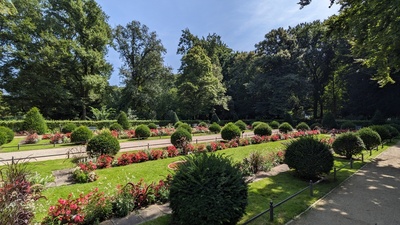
xmin=284 ymin=136 xmax=333 ymax=179
xmin=210 ymin=112 xmax=220 ymax=124
xmin=71 ymin=126 xmax=93 ymax=144
xmin=332 ymin=132 xmax=365 ymax=159
xmin=109 ymin=123 xmax=123 ymax=131
xmin=87 ymin=132 xmax=120 ymax=157
xmin=169 ymin=153 xmax=247 ymax=225
xmin=370 ymin=125 xmax=391 ymax=142
xmin=283 ymin=112 xmax=294 ymax=126
xmin=278 ymin=122 xmax=293 ymax=133
xmin=322 ymin=112 xmax=338 ymax=129
xmin=310 ymin=123 xmax=322 ymax=129
xmin=254 ymin=122 xmax=272 ymax=136
xmin=0 ymin=131 xmax=7 ymax=146
xmin=389 ymin=123 xmax=400 ymax=133
xmin=269 ymin=120 xmax=280 ymax=129
xmin=0 ymin=126 xmax=14 ymax=143
xmin=61 ymin=123 xmax=77 ymax=133
xmin=170 ymin=128 xmax=192 ymax=148
xmin=198 ymin=121 xmax=208 ymax=127
xmin=295 ymin=122 xmax=310 ymax=131
xmin=221 ymin=122 xmax=241 ymax=141
xmin=371 ymin=110 xmax=386 ymax=125
xmin=234 ymin=120 xmax=247 ymax=131
xmin=165 ymin=110 xmax=179 ymax=124
xmin=251 ymin=121 xmax=261 ymax=129
xmin=177 ymin=123 xmax=192 ymax=134
xmin=340 ymin=121 xmax=356 ymax=130
xmin=147 ymin=123 xmax=157 ymax=129
xmin=23 ymin=107 xmax=47 ymax=134
xmin=208 ymin=122 xmax=221 ymax=134
xmin=384 ymin=125 xmax=400 ymax=139
xmin=357 ymin=128 xmax=381 ymax=150
xmin=116 ymin=111 xmax=130 ymax=130
xmin=135 ymin=124 xmax=151 ymax=139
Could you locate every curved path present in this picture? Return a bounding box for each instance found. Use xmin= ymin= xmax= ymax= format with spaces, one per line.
xmin=0 ymin=132 xmax=254 ymax=164
xmin=287 ymin=142 xmax=400 ymax=225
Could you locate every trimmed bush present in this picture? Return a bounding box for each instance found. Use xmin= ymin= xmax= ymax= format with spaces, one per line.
xmin=332 ymin=132 xmax=365 ymax=159
xmin=109 ymin=123 xmax=123 ymax=131
xmin=384 ymin=125 xmax=400 ymax=139
xmin=278 ymin=122 xmax=293 ymax=134
xmin=340 ymin=121 xmax=356 ymax=130
xmin=370 ymin=125 xmax=391 ymax=142
xmin=0 ymin=131 xmax=7 ymax=146
xmin=251 ymin=121 xmax=261 ymax=129
xmin=296 ymin=122 xmax=310 ymax=131
xmin=147 ymin=123 xmax=157 ymax=129
xmin=87 ymin=132 xmax=120 ymax=157
xmin=170 ymin=128 xmax=192 ymax=148
xmin=221 ymin=122 xmax=241 ymax=141
xmin=284 ymin=136 xmax=334 ymax=179
xmin=71 ymin=126 xmax=93 ymax=144
xmin=169 ymin=153 xmax=247 ymax=225
xmin=357 ymin=128 xmax=381 ymax=150
xmin=371 ymin=110 xmax=385 ymax=125
xmin=116 ymin=111 xmax=130 ymax=130
xmin=208 ymin=122 xmax=221 ymax=134
xmin=269 ymin=120 xmax=280 ymax=129
xmin=210 ymin=112 xmax=220 ymax=124
xmin=23 ymin=107 xmax=47 ymax=134
xmin=283 ymin=112 xmax=294 ymax=126
xmin=322 ymin=112 xmax=338 ymax=129
xmin=177 ymin=123 xmax=192 ymax=134
xmin=61 ymin=123 xmax=77 ymax=133
xmin=198 ymin=121 xmax=208 ymax=128
xmin=254 ymin=122 xmax=272 ymax=136
xmin=234 ymin=120 xmax=247 ymax=131
xmin=0 ymin=126 xmax=14 ymax=143
xmin=174 ymin=121 xmax=183 ymax=129
xmin=135 ymin=124 xmax=151 ymax=139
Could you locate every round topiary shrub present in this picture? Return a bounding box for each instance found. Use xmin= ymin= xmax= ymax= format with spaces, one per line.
xmin=0 ymin=130 xmax=7 ymax=146
xmin=322 ymin=112 xmax=338 ymax=129
xmin=254 ymin=122 xmax=272 ymax=136
xmin=116 ymin=111 xmax=130 ymax=130
xmin=332 ymin=132 xmax=365 ymax=159
xmin=357 ymin=128 xmax=381 ymax=150
xmin=61 ymin=123 xmax=77 ymax=133
xmin=208 ymin=122 xmax=221 ymax=134
xmin=177 ymin=123 xmax=192 ymax=134
xmin=296 ymin=122 xmax=310 ymax=131
xmin=23 ymin=107 xmax=48 ymax=134
xmin=109 ymin=123 xmax=123 ymax=131
xmin=87 ymin=132 xmax=120 ymax=157
xmin=269 ymin=120 xmax=280 ymax=129
xmin=198 ymin=121 xmax=208 ymax=128
xmin=234 ymin=120 xmax=247 ymax=131
xmin=147 ymin=123 xmax=157 ymax=129
xmin=0 ymin=126 xmax=14 ymax=143
xmin=278 ymin=122 xmax=293 ymax=134
xmin=340 ymin=121 xmax=356 ymax=130
xmin=71 ymin=126 xmax=93 ymax=144
xmin=284 ymin=136 xmax=333 ymax=179
xmin=221 ymin=122 xmax=241 ymax=141
xmin=169 ymin=153 xmax=248 ymax=225
xmin=251 ymin=121 xmax=261 ymax=129
xmin=171 ymin=128 xmax=192 ymax=148
xmin=370 ymin=125 xmax=391 ymax=142
xmin=135 ymin=124 xmax=151 ymax=139
xmin=384 ymin=125 xmax=400 ymax=139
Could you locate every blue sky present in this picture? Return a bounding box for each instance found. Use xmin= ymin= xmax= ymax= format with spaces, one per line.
xmin=96 ymin=0 xmax=340 ymax=86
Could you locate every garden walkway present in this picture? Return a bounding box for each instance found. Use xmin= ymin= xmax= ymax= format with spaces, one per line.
xmin=287 ymin=142 xmax=400 ymax=225
xmin=0 ymin=132 xmax=255 ymax=164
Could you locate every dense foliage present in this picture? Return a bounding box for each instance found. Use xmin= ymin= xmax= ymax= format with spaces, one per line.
xmin=295 ymin=122 xmax=310 ymax=131
xmin=71 ymin=126 xmax=93 ymax=144
xmin=61 ymin=123 xmax=77 ymax=133
xmin=221 ymin=122 xmax=241 ymax=140
xmin=357 ymin=128 xmax=381 ymax=150
xmin=278 ymin=122 xmax=293 ymax=134
xmin=116 ymin=112 xmax=130 ymax=130
xmin=23 ymin=107 xmax=47 ymax=134
xmin=370 ymin=125 xmax=391 ymax=142
xmin=208 ymin=122 xmax=221 ymax=133
xmin=332 ymin=132 xmax=365 ymax=159
xmin=234 ymin=120 xmax=247 ymax=131
xmin=135 ymin=125 xmax=151 ymax=139
xmin=284 ymin=136 xmax=333 ymax=179
xmin=169 ymin=153 xmax=247 ymax=225
xmin=86 ymin=132 xmax=120 ymax=157
xmin=109 ymin=123 xmax=123 ymax=131
xmin=170 ymin=128 xmax=192 ymax=148
xmin=0 ymin=126 xmax=14 ymax=143
xmin=322 ymin=112 xmax=337 ymax=129
xmin=253 ymin=122 xmax=272 ymax=136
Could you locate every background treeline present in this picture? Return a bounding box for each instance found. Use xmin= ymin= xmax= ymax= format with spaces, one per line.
xmin=0 ymin=0 xmax=398 ymax=122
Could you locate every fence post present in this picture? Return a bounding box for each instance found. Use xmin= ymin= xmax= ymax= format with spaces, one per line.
xmin=147 ymin=143 xmax=150 ymax=150
xmin=53 ymin=142 xmax=56 ymax=147
xmin=67 ymin=152 xmax=70 ymax=159
xmin=215 ymin=137 xmax=217 ymax=142
xmin=12 ymin=156 xmax=14 ymax=165
xmin=350 ymin=158 xmax=353 ymax=169
xmin=370 ymin=149 xmax=372 ymax=156
xmin=269 ymin=201 xmax=274 ymax=222
xmin=18 ymin=143 xmax=20 ymax=151
xmin=334 ymin=167 xmax=337 ymax=181
xmin=196 ymin=139 xmax=198 ymax=144
xmin=361 ymin=154 xmax=364 ymax=163
xmin=309 ymin=180 xmax=313 ymax=197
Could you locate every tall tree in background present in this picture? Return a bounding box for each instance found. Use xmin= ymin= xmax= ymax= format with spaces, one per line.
xmin=176 ymin=45 xmax=229 ymax=119
xmin=113 ymin=20 xmax=173 ymax=119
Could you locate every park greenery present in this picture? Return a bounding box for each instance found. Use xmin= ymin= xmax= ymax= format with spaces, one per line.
xmin=0 ymin=0 xmax=399 ymax=122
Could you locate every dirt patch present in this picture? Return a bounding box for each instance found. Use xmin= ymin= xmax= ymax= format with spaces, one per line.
xmin=46 ymin=168 xmax=75 ymax=187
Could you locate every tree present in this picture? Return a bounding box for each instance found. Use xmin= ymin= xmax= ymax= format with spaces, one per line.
xmin=113 ymin=20 xmax=173 ymax=119
xmin=176 ymin=45 xmax=229 ymax=119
